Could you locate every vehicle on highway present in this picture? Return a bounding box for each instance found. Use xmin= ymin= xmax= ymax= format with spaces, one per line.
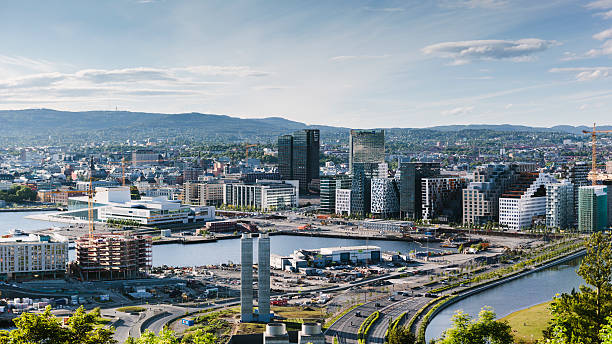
xmin=355 ymin=311 xmax=362 ymax=317
xmin=375 ymin=302 xmax=382 ymax=307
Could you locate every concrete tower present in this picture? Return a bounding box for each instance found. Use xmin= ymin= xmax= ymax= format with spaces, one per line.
xmin=258 ymin=233 xmax=271 ymax=322
xmin=240 ymin=234 xmax=253 ymax=322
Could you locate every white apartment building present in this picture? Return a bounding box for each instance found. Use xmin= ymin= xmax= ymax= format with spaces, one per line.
xmin=0 ymin=233 xmax=68 ymax=279
xmin=499 ymin=172 xmax=557 ymax=230
xmin=335 ymin=189 xmax=352 ymax=215
xmin=223 ymin=180 xmax=298 ymax=211
xmin=546 ymin=180 xmax=574 ymax=229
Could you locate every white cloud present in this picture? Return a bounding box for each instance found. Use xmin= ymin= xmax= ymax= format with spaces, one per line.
xmin=422 ymin=39 xmax=558 ymax=65
xmin=442 ymin=106 xmax=475 ymax=116
xmin=331 ymin=55 xmax=390 ymax=62
xmin=362 ymin=7 xmax=405 ymax=12
xmin=505 ymin=103 xmax=513 ymax=109
xmin=440 ymin=0 xmax=508 ymax=9
xmin=596 ymin=9 xmax=612 ymax=18
xmin=594 ymin=28 xmax=612 ymax=40
xmin=550 ymin=67 xmax=612 ymax=81
xmin=586 ymin=0 xmax=612 ymax=9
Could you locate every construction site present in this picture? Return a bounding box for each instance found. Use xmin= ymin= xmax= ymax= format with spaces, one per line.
xmin=73 ymin=233 xmax=152 ymax=281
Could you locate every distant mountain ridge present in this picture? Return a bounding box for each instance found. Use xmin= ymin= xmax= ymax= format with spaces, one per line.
xmin=0 ymin=109 xmax=608 ymax=141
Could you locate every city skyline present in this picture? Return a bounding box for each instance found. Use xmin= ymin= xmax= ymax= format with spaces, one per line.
xmin=1 ymin=0 xmax=612 ymax=128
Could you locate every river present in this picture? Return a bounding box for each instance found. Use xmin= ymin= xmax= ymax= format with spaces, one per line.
xmin=425 ymin=257 xmax=584 ymax=342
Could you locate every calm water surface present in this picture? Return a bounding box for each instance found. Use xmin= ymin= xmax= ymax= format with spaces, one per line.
xmin=426 ymin=257 xmax=584 ymax=342
xmin=0 ymin=211 xmax=65 ymax=234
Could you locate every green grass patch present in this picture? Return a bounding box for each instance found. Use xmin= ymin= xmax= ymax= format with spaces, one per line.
xmin=117 ymin=306 xmax=146 ymax=313
xmin=500 ymin=301 xmax=552 ymax=343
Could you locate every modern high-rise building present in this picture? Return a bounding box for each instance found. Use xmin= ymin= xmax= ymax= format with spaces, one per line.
xmin=561 ymin=162 xmax=590 ymax=223
xmin=370 ymin=178 xmax=400 ymax=218
xmin=604 ymin=180 xmax=612 ymax=225
xmin=398 ymin=162 xmax=441 ymax=219
xmin=241 ymin=233 xmax=271 ymax=323
xmin=498 ymin=172 xmax=557 ymax=230
xmin=421 ymin=177 xmax=466 ymax=223
xmin=546 ymin=181 xmax=575 ymax=230
xmin=258 ymin=233 xmax=271 ymax=322
xmin=320 ymin=176 xmax=351 ymax=214
xmin=292 ymin=129 xmax=320 ymax=194
xmin=349 ymin=129 xmax=385 ymax=173
xmin=462 ymin=163 xmax=535 ymax=225
xmin=350 ymin=162 xmax=381 ymax=216
xmin=578 ymin=185 xmax=609 ymax=232
xmin=240 ymin=234 xmax=254 ymax=322
xmin=277 ymin=135 xmax=293 ymax=180
xmin=277 ymin=130 xmax=319 ymax=194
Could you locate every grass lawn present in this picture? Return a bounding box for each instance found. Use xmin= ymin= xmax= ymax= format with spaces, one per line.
xmin=117 ymin=306 xmax=146 ymax=313
xmin=500 ymin=301 xmax=552 ymax=343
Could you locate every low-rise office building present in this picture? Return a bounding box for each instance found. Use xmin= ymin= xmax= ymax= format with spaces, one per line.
xmin=223 ymin=180 xmax=299 ymax=211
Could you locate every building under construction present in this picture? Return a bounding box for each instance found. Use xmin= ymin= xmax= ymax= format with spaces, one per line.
xmin=74 ymin=233 xmax=152 ymax=280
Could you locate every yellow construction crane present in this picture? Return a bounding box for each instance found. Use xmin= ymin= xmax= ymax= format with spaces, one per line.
xmin=245 ymin=144 xmax=257 ymax=165
xmin=51 ymin=178 xmax=97 ymax=240
xmin=582 ymin=123 xmax=612 ymax=185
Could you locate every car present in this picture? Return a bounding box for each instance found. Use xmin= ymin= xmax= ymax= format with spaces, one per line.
xmin=388 ymin=296 xmax=395 ymax=301
xmin=355 ymin=311 xmax=362 ymax=317
xmin=375 ymin=302 xmax=382 ymax=307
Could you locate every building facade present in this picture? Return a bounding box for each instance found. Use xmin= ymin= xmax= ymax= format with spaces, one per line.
xmin=462 ymin=163 xmax=534 ymax=225
xmin=291 ymin=129 xmax=320 ymax=194
xmin=498 ymin=172 xmax=557 ymax=230
xmin=421 ymin=177 xmax=466 ymax=223
xmin=546 ymin=181 xmax=574 ymax=230
xmin=241 ymin=233 xmax=271 ymax=323
xmin=320 ymin=176 xmax=351 ymax=214
xmin=277 ymin=135 xmax=293 ymax=180
xmin=335 ymin=189 xmax=352 ymax=215
xmin=350 ymin=162 xmax=381 ymax=216
xmin=578 ymin=185 xmax=609 ymax=232
xmin=349 ymin=129 xmax=385 ymax=173
xmin=0 ymin=233 xmax=68 ymax=279
xmin=223 ymin=181 xmax=299 ymax=211
xmin=370 ymin=178 xmax=400 ymax=218
xmin=398 ymin=162 xmax=441 ymax=219
xmin=132 ymin=149 xmax=160 ymax=165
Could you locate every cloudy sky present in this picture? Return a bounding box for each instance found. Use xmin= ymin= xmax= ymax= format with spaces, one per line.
xmin=1 ymin=0 xmax=611 ymax=127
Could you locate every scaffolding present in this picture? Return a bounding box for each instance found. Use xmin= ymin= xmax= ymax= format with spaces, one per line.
xmin=75 ymin=233 xmax=152 ymax=281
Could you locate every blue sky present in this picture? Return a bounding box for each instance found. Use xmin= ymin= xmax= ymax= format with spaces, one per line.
xmin=0 ymin=0 xmax=611 ymax=128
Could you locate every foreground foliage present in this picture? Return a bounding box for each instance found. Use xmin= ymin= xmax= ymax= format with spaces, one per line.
xmin=0 ymin=306 xmax=115 ymax=344
xmin=543 ymin=233 xmax=612 ymax=344
xmin=436 ymin=307 xmax=513 ymax=344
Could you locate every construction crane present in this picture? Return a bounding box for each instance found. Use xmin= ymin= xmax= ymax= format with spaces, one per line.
xmin=582 ymin=123 xmax=612 ymax=185
xmin=51 ymin=178 xmax=97 ymax=240
xmin=245 ymin=144 xmax=257 ymax=166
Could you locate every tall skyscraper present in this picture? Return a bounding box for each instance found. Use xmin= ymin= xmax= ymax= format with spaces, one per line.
xmin=578 ymin=185 xmax=608 ymax=232
xmin=370 ymin=178 xmax=400 ymax=218
xmin=277 ymin=135 xmax=293 ymax=180
xmin=240 ymin=234 xmax=254 ymax=322
xmin=546 ymin=180 xmax=574 ymax=230
xmin=277 ymin=130 xmax=319 ymax=194
xmin=349 ymin=129 xmax=385 ymax=173
xmin=258 ymin=233 xmax=271 ymax=322
xmin=398 ymin=162 xmax=441 ymax=219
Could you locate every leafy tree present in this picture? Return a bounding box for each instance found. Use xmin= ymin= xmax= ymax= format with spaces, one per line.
xmin=130 ymin=186 xmax=141 ymax=200
xmin=436 ymin=307 xmax=513 ymax=344
xmin=0 ymin=306 xmax=116 ymax=344
xmin=387 ymin=325 xmax=415 ymax=344
xmin=125 ymin=328 xmax=217 ymax=344
xmin=544 ymin=232 xmax=612 ymax=344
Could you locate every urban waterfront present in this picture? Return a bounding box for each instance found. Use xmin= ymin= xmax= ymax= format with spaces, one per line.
xmin=425 ymin=257 xmax=584 ymax=342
